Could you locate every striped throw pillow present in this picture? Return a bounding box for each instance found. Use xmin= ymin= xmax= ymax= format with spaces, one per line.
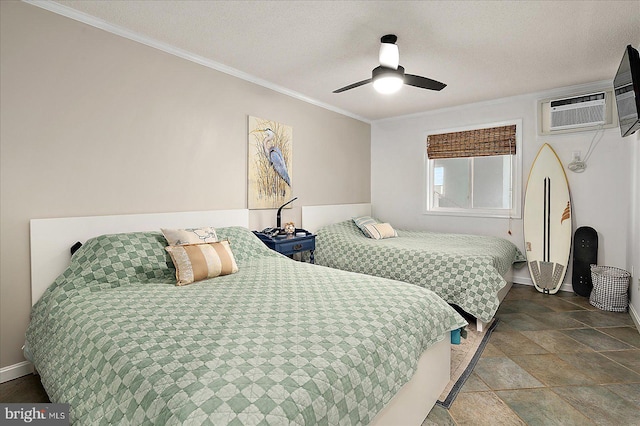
xmin=353 ymin=216 xmax=378 ymax=235
xmin=363 ymin=222 xmax=398 ymax=240
xmin=165 ymin=240 xmax=238 ymax=285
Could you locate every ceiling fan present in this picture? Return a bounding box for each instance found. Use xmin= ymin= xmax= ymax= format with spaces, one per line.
xmin=333 ymin=34 xmax=447 ymax=94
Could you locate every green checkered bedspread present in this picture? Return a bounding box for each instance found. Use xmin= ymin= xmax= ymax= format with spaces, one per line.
xmin=314 ymin=221 xmax=526 ymax=323
xmin=26 ymin=226 xmax=466 ymax=425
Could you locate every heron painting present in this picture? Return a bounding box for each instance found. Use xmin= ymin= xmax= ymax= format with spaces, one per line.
xmin=248 ymin=116 xmax=293 ymax=209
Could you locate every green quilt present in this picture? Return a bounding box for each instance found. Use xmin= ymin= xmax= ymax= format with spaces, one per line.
xmin=314 ymin=221 xmax=526 ymax=323
xmin=26 ymin=226 xmax=466 ymax=425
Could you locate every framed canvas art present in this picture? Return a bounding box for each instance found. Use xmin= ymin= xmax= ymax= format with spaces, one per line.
xmin=248 ymin=116 xmax=293 ymax=209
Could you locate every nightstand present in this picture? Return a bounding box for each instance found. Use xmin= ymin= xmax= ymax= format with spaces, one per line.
xmin=253 ymin=230 xmax=316 ymax=263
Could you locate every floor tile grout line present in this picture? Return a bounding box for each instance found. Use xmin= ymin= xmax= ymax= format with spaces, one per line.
xmin=595 ymin=327 xmax=640 ymax=349
xmin=447 ymin=389 xmax=527 ymax=426
xmin=498 ymin=394 xmax=529 ymax=426
xmin=547 ymin=385 xmax=602 ymax=425
xmin=567 ymin=326 xmax=640 ymax=352
xmin=595 ymin=351 xmax=640 ymax=376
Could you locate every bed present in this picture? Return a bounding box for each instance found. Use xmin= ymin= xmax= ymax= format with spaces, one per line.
xmin=26 ymin=210 xmax=467 ymax=425
xmin=302 ymin=204 xmax=525 ymax=332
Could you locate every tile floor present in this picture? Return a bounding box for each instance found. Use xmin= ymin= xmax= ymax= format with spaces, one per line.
xmin=2 ymin=284 xmax=639 ymax=425
xmin=424 ymin=284 xmax=640 ymax=425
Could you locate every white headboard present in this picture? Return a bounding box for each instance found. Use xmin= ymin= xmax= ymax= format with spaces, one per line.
xmin=30 ymin=209 xmax=249 ymax=305
xmin=301 ymin=203 xmax=371 ymax=233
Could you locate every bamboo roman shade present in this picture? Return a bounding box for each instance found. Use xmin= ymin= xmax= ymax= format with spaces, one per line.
xmin=427 ymin=124 xmax=517 ymax=159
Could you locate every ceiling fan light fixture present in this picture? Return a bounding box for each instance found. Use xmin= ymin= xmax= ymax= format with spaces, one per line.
xmin=373 ymin=74 xmax=403 ymax=94
xmin=372 ymin=65 xmax=405 ymax=94
xmin=332 ymin=35 xmax=446 ymax=94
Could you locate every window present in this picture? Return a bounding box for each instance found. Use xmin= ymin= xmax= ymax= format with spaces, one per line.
xmin=424 ymin=120 xmax=522 ymax=218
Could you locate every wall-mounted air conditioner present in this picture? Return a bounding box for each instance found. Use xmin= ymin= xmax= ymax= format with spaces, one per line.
xmin=550 ymin=92 xmax=605 ymax=130
xmin=538 ymin=88 xmax=617 ymax=135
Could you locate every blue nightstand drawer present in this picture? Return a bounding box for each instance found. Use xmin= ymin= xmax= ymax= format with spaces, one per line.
xmin=274 ymin=236 xmax=315 ymax=255
xmin=253 ymin=230 xmax=316 ymax=263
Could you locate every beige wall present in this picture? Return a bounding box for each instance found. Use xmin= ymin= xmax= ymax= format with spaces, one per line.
xmin=0 ymin=2 xmax=370 ymax=369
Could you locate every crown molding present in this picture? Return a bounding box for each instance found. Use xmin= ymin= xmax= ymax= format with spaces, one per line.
xmin=22 ymin=0 xmax=370 ymax=124
xmin=374 ymin=79 xmax=614 ymax=124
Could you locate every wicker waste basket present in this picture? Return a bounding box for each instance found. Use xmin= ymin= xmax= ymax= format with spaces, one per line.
xmin=589 ymin=265 xmax=631 ymax=312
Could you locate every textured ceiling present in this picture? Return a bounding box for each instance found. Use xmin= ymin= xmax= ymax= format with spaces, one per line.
xmin=50 ymin=0 xmax=640 ymax=122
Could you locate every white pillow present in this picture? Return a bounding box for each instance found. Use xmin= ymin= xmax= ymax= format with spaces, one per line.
xmin=161 ymin=227 xmax=218 ymax=246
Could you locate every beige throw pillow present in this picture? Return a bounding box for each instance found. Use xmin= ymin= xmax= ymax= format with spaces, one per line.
xmin=363 ymin=222 xmax=398 ymax=240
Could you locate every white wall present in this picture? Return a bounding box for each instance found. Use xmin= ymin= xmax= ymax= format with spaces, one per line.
xmin=372 ymin=82 xmax=632 ymax=293
xmin=627 ymin=131 xmax=640 ymax=326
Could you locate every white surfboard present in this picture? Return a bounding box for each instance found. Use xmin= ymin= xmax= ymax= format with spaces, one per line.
xmin=524 ymin=143 xmax=572 ymax=294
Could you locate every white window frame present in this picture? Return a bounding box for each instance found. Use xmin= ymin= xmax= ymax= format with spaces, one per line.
xmin=423 ymin=119 xmax=523 ymax=219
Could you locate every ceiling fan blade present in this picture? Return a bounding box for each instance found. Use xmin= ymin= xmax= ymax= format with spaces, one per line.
xmin=404 ymin=74 xmax=447 ymax=91
xmin=333 ymin=78 xmax=373 ymax=93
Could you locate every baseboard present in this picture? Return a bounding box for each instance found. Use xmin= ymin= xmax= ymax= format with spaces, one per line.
xmin=511 ymin=277 xmax=573 ymax=294
xmin=0 ymin=361 xmax=33 ymax=383
xmin=630 ymin=304 xmax=640 ymax=333
xmin=559 ymin=281 xmax=573 ymax=293
xmin=512 ymin=276 xmax=533 ymax=287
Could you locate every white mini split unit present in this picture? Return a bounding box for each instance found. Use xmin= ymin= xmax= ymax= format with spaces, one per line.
xmin=538 ymin=88 xmax=617 ymax=135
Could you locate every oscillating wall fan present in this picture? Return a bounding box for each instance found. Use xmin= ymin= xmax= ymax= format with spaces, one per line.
xmin=333 ymin=34 xmax=446 ymax=94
